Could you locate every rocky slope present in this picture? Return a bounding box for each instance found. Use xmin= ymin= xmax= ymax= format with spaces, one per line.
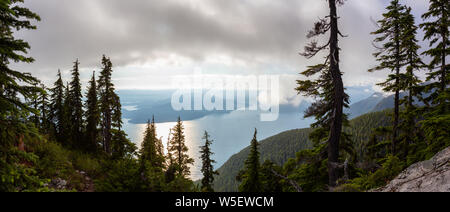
xmin=375 ymin=147 xmax=450 ymax=192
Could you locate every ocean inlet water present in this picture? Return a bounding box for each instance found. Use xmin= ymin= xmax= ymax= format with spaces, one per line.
xmin=122 ymin=110 xmax=313 ymax=180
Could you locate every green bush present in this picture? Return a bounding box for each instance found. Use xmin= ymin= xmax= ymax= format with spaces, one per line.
xmin=33 ymin=141 xmax=73 ymax=179
xmin=94 ymin=158 xmax=141 ymax=192
xmin=348 ymin=155 xmax=404 ymax=191
xmin=69 ymin=151 xmax=100 ymax=177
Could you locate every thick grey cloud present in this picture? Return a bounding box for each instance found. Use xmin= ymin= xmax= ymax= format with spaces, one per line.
xmin=13 ymin=0 xmax=430 ymax=90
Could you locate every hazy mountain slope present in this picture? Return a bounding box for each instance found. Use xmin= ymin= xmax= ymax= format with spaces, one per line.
xmin=214 ymin=110 xmax=392 ymax=192
xmin=347 ymin=92 xmax=385 ymax=119
xmin=213 ymin=128 xmax=313 ymax=192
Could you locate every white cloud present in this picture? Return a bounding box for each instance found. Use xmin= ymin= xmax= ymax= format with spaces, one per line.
xmin=12 ymin=0 xmax=431 ymax=97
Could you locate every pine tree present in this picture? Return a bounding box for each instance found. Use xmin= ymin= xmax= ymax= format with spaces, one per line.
xmin=26 ymin=81 xmax=41 ymax=127
xmin=199 ymin=131 xmax=218 ymax=192
xmin=398 ymin=7 xmax=424 ymax=160
xmin=0 ymin=0 xmax=41 ymax=116
xmin=62 ymin=82 xmax=73 ymax=146
xmin=369 ymin=0 xmax=408 ymax=155
xmin=85 ymin=71 xmax=100 ymax=152
xmin=420 ymin=0 xmax=449 ymax=101
xmin=98 ymin=55 xmax=115 ymax=154
xmin=167 ymin=117 xmax=194 ymax=177
xmin=68 ymin=59 xmax=84 ymax=148
xmin=295 ymin=0 xmax=348 ymax=188
xmin=137 ymin=116 xmax=166 ymax=191
xmin=238 ymin=129 xmax=262 ymax=192
xmin=260 ymin=160 xmax=283 ymax=192
xmin=419 ymin=0 xmax=450 ymax=155
xmin=401 ymin=7 xmax=423 ymax=108
xmin=0 ymin=0 xmax=44 ymax=191
xmin=38 ymin=84 xmax=50 ymax=133
xmin=165 ymin=129 xmax=176 ymax=183
xmin=111 ymin=129 xmax=136 ymax=160
xmin=49 ymin=70 xmax=65 ymax=143
xmin=111 ymin=92 xmax=122 ymax=131
xmin=140 ymin=116 xmax=165 ymax=170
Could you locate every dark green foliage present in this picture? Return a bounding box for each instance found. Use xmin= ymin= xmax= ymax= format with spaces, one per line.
xmin=238 ymin=129 xmax=262 ymax=192
xmin=164 ymin=176 xmax=196 ymax=192
xmin=0 ymin=0 xmax=41 ymax=116
xmin=0 ymin=0 xmax=46 ymax=192
xmin=95 ymin=157 xmax=141 ymax=192
xmin=111 ymin=129 xmax=137 ymax=160
xmin=167 ymin=117 xmax=194 ymax=177
xmin=97 ymin=55 xmax=115 ymax=154
xmin=344 ymin=155 xmax=404 ymax=191
xmin=199 ymin=131 xmax=218 ymax=192
xmin=136 ymin=117 xmax=167 ymax=192
xmin=396 ymin=7 xmax=424 ymax=162
xmin=284 ymin=146 xmax=329 ymax=192
xmin=419 ymin=0 xmax=450 ymax=157
xmin=62 ymin=82 xmax=73 ymax=146
xmin=68 ymin=60 xmax=84 ymax=148
xmin=0 ymin=126 xmax=46 ymax=192
xmin=260 ymin=161 xmax=283 ymax=192
xmin=140 ymin=117 xmax=165 ymax=171
xmin=38 ymin=84 xmax=51 ymax=134
xmin=84 ymin=72 xmax=100 ymax=152
xmin=370 ymin=0 xmax=408 ymax=154
xmin=49 ymin=70 xmax=65 ymax=143
xmin=420 ymin=0 xmax=449 ymax=98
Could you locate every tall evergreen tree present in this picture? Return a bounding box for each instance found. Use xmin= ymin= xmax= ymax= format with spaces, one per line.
xmin=26 ymin=81 xmax=40 ymax=127
xmin=140 ymin=116 xmax=165 ymax=170
xmin=369 ymin=0 xmax=407 ymax=155
xmin=38 ymin=84 xmax=50 ymax=133
xmin=49 ymin=70 xmax=65 ymax=143
xmin=420 ymin=0 xmax=449 ymax=100
xmin=85 ymin=71 xmax=100 ymax=152
xmin=68 ymin=59 xmax=84 ymax=148
xmin=199 ymin=131 xmax=218 ymax=192
xmin=398 ymin=7 xmax=424 ymax=160
xmin=419 ymin=0 xmax=450 ymax=154
xmin=111 ymin=92 xmax=122 ymax=131
xmin=296 ymin=0 xmax=348 ymax=187
xmin=401 ymin=7 xmax=423 ymax=108
xmin=0 ymin=0 xmax=44 ymax=191
xmin=238 ymin=129 xmax=262 ymax=192
xmin=62 ymin=82 xmax=73 ymax=146
xmin=98 ymin=55 xmax=115 ymax=154
xmin=167 ymin=117 xmax=194 ymax=177
xmin=0 ymin=0 xmax=41 ymax=116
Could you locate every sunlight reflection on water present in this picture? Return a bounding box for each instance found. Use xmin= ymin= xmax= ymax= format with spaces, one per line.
xmin=123 ymin=111 xmax=313 ymax=181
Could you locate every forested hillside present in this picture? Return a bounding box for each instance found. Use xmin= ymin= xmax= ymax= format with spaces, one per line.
xmin=214 ymin=110 xmax=392 ymax=192
xmin=1 ymin=0 xmax=448 ymax=193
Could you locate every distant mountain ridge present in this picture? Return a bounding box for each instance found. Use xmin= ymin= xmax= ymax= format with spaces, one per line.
xmin=119 ymin=89 xmax=310 ymax=124
xmin=213 ymin=110 xmax=393 ymax=192
xmin=346 ymin=92 xmax=386 ymax=118
xmin=119 ymin=88 xmax=402 ymax=123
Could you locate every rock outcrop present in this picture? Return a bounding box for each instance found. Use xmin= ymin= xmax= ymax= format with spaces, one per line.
xmin=375 ymin=147 xmax=450 ymax=192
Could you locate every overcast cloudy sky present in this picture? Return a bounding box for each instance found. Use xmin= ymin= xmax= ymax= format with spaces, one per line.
xmin=13 ymin=0 xmax=430 ymax=103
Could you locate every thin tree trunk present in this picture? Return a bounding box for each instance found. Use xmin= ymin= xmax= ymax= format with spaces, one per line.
xmin=327 ymin=0 xmax=344 ymax=188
